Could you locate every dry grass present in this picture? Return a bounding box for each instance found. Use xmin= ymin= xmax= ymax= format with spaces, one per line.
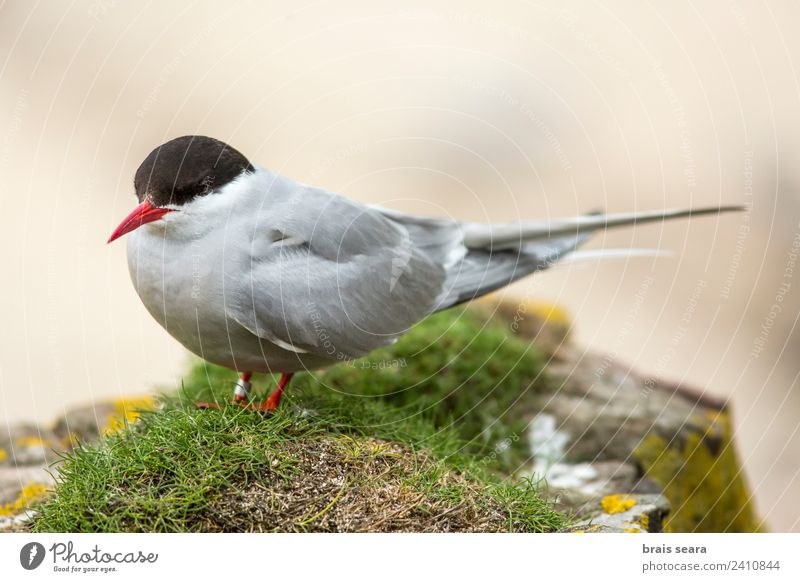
xmin=208 ymin=437 xmax=513 ymax=532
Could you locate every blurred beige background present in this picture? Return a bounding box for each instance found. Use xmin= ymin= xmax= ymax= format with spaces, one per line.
xmin=0 ymin=0 xmax=798 ymax=530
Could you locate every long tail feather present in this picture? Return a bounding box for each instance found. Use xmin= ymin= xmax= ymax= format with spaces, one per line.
xmin=557 ymin=248 xmax=673 ymax=264
xmin=462 ymin=205 xmax=745 ymax=250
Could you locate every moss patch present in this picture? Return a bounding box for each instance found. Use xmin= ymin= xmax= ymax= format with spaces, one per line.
xmin=633 ymin=410 xmax=762 ymax=532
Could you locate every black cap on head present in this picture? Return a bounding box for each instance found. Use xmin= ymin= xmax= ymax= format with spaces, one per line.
xmin=134 ymin=135 xmax=254 ymax=207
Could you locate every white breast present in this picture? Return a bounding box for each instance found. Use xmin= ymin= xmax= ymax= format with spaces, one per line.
xmin=125 ymin=217 xmax=331 ymax=374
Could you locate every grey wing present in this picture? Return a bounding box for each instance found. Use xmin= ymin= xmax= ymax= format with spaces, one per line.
xmin=434 ymin=234 xmax=589 ymax=309
xmin=225 ymin=178 xmax=446 ymax=360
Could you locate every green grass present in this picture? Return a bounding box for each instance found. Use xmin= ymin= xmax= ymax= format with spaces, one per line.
xmin=32 ymin=307 xmax=565 ymax=532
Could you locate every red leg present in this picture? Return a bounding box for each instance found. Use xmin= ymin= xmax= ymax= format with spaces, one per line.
xmin=196 ymin=371 xmax=253 ymax=410
xmin=197 ymin=371 xmax=293 ymax=413
xmin=233 ymin=371 xmax=253 ymax=403
xmin=260 ymin=373 xmax=294 ymax=412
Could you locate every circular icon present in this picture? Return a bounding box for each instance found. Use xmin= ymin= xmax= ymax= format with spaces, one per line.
xmin=20 ymin=542 xmax=46 ymax=570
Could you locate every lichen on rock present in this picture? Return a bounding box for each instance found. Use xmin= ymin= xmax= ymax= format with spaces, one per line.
xmin=633 ymin=410 xmax=762 ymax=532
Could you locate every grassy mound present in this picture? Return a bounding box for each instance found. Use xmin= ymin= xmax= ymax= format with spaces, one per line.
xmin=32 ymin=307 xmax=564 ymax=532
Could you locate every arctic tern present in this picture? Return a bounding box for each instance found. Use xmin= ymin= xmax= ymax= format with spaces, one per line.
xmin=108 ymin=135 xmax=742 ymax=411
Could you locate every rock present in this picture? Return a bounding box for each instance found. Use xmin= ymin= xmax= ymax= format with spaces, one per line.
xmin=633 ymin=412 xmax=759 ymax=532
xmin=0 ymin=396 xmax=156 ymax=530
xmin=571 ymin=494 xmax=671 ymax=533
xmin=507 ymin=304 xmax=761 ymax=532
xmin=0 ymin=468 xmax=54 ymax=529
xmin=560 ymin=494 xmax=670 ymax=533
xmin=0 ymin=424 xmax=61 ymax=466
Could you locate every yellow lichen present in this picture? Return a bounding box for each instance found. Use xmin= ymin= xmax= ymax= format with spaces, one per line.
xmin=0 ymin=448 xmax=7 ymax=462
xmin=61 ymin=432 xmax=79 ymax=448
xmin=526 ymin=302 xmax=571 ymax=326
xmin=103 ymin=396 xmax=156 ymax=435
xmin=571 ymin=530 xmax=585 ymax=533
xmin=633 ymin=409 xmax=762 ymax=532
xmin=0 ymin=483 xmax=50 ymax=517
xmin=15 ymin=436 xmax=50 ymax=448
xmin=624 ymin=527 xmax=642 ymax=533
xmin=640 ymin=513 xmax=650 ymax=531
xmin=602 ymin=494 xmax=637 ymax=514
xmin=477 ymin=296 xmax=571 ymax=326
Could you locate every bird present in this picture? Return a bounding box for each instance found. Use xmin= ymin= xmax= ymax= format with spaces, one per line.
xmin=108 ymin=135 xmax=742 ymax=411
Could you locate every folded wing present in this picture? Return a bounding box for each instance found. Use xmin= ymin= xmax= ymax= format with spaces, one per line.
xmin=224 ymin=173 xmax=446 ymax=360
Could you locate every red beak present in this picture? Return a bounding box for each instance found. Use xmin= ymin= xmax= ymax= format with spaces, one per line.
xmin=107 ymin=200 xmax=173 ymax=243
